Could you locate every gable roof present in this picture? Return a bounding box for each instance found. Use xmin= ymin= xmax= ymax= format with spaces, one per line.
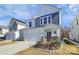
xmin=10 ymin=18 xmax=26 ymax=26
xmin=33 ymin=5 xmax=61 ymax=18
xmin=0 ymin=25 xmax=8 ymax=29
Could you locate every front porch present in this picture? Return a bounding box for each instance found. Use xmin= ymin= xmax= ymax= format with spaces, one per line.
xmin=40 ymin=28 xmax=61 ymax=44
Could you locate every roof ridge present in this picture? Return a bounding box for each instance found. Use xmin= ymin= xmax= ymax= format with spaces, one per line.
xmin=32 ymin=4 xmax=61 ymax=18
xmin=12 ymin=18 xmax=25 ymax=24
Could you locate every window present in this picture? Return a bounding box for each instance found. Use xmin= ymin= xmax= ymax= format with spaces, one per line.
xmin=29 ymin=22 xmax=32 ymax=27
xmin=48 ymin=16 xmax=51 ymax=23
xmin=40 ymin=19 xmax=42 ymax=24
xmin=54 ymin=31 xmax=56 ymax=34
xmin=12 ymin=22 xmax=17 ymax=31
xmin=44 ymin=17 xmax=47 ymax=24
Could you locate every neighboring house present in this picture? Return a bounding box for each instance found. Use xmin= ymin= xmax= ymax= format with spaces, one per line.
xmin=6 ymin=18 xmax=26 ymax=40
xmin=0 ymin=25 xmax=9 ymax=40
xmin=70 ymin=15 xmax=79 ymax=42
xmin=23 ymin=5 xmax=62 ymax=42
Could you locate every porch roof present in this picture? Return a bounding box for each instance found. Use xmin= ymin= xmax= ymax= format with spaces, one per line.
xmin=23 ymin=24 xmax=62 ymax=32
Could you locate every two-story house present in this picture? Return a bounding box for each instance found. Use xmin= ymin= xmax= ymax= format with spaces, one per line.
xmin=22 ymin=5 xmax=61 ymax=42
xmin=6 ymin=5 xmax=62 ymax=42
xmin=70 ymin=14 xmax=79 ymax=42
xmin=6 ymin=18 xmax=26 ymax=40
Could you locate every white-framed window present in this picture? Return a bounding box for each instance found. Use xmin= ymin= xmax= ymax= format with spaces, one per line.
xmin=44 ymin=17 xmax=47 ymax=24
xmin=48 ymin=16 xmax=51 ymax=23
xmin=40 ymin=15 xmax=52 ymax=25
xmin=40 ymin=18 xmax=42 ymax=25
xmin=48 ymin=15 xmax=52 ymax=24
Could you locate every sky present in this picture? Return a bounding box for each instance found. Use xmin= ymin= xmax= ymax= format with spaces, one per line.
xmin=0 ymin=4 xmax=79 ymax=28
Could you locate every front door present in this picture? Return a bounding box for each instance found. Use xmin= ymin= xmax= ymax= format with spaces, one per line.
xmin=47 ymin=32 xmax=51 ymax=41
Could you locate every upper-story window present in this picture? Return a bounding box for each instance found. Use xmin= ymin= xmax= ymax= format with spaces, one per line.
xmin=29 ymin=22 xmax=32 ymax=27
xmin=13 ymin=22 xmax=17 ymax=30
xmin=48 ymin=16 xmax=51 ymax=23
xmin=40 ymin=19 xmax=42 ymax=25
xmin=44 ymin=17 xmax=47 ymax=24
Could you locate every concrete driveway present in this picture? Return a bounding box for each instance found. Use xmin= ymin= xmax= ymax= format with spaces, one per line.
xmin=0 ymin=41 xmax=36 ymax=55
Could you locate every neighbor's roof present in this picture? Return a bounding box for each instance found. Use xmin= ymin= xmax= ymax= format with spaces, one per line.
xmin=0 ymin=25 xmax=8 ymax=29
xmin=33 ymin=5 xmax=61 ymax=18
xmin=10 ymin=18 xmax=26 ymax=26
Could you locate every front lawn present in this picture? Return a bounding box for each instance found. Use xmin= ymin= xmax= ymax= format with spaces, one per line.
xmin=16 ymin=43 xmax=79 ymax=55
xmin=16 ymin=39 xmax=79 ymax=55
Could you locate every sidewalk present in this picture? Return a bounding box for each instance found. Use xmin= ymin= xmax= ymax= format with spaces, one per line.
xmin=0 ymin=41 xmax=36 ymax=55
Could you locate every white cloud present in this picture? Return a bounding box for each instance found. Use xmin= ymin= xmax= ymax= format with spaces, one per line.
xmin=13 ymin=10 xmax=32 ymax=19
xmin=68 ymin=4 xmax=78 ymax=13
xmin=0 ymin=5 xmax=37 ymax=26
xmin=0 ymin=5 xmax=37 ymax=20
xmin=69 ymin=4 xmax=76 ymax=9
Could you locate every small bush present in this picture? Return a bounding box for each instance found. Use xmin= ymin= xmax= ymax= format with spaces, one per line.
xmin=46 ymin=37 xmax=61 ymax=49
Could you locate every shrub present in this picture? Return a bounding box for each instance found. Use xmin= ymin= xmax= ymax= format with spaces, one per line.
xmin=47 ymin=37 xmax=61 ymax=48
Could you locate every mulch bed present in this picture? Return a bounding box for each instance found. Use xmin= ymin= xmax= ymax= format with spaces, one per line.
xmin=33 ymin=44 xmax=60 ymax=51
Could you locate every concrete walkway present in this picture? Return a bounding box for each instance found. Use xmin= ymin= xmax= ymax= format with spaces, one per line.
xmin=66 ymin=39 xmax=79 ymax=47
xmin=0 ymin=41 xmax=36 ymax=55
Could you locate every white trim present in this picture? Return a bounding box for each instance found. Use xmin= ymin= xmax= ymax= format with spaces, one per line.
xmin=59 ymin=11 xmax=61 ymax=26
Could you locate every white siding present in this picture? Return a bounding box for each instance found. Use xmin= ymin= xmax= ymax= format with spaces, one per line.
xmin=0 ymin=28 xmax=8 ymax=37
xmin=17 ymin=24 xmax=25 ymax=30
xmin=70 ymin=15 xmax=79 ymax=42
xmin=23 ymin=24 xmax=61 ymax=42
xmin=23 ymin=28 xmax=43 ymax=42
xmin=26 ymin=19 xmax=35 ymax=28
xmin=57 ymin=29 xmax=61 ymax=38
xmin=2 ymin=28 xmax=8 ymax=35
xmin=15 ymin=31 xmax=19 ymax=39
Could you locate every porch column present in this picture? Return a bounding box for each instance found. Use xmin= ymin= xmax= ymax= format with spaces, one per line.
xmin=43 ymin=30 xmax=47 ymax=44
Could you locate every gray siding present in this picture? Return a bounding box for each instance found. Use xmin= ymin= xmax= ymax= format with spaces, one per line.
xmin=35 ymin=18 xmax=41 ymax=27
xmin=35 ymin=12 xmax=59 ymax=28
xmin=52 ymin=12 xmax=59 ymax=25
